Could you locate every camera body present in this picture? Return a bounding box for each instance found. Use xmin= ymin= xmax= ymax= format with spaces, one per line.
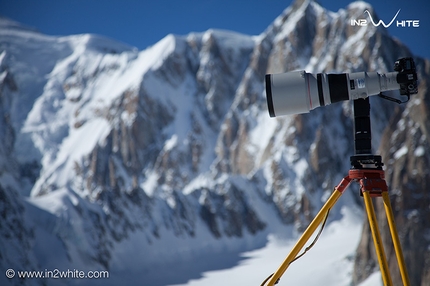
xmin=394 ymin=57 xmax=418 ymax=96
xmin=265 ymin=57 xmax=418 ymax=117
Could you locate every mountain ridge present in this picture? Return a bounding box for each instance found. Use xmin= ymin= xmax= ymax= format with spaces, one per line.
xmin=0 ymin=1 xmax=429 ymax=285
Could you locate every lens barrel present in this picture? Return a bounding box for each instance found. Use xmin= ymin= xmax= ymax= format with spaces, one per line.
xmin=266 ymin=71 xmax=318 ymax=117
xmin=265 ymin=70 xmax=400 ymax=117
xmin=265 ymin=71 xmax=350 ymax=117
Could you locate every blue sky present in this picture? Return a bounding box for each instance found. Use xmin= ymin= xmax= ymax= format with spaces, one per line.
xmin=1 ymin=0 xmax=429 ymax=59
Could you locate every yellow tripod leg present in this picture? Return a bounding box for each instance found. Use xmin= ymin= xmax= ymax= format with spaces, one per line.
xmin=264 ymin=186 xmax=345 ymax=286
xmin=382 ymin=191 xmax=410 ymax=286
xmin=362 ymin=191 xmax=393 ymax=286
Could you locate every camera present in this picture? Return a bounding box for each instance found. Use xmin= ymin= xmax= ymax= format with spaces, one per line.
xmin=265 ymin=57 xmax=418 ymax=117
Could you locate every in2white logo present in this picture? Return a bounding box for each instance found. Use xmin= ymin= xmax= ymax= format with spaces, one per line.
xmin=364 ymin=9 xmax=400 ymax=28
xmin=351 ymin=9 xmax=419 ymax=28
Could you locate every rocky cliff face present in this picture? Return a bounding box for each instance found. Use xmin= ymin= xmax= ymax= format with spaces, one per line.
xmin=353 ymin=59 xmax=430 ymax=286
xmin=0 ymin=0 xmax=429 ymax=285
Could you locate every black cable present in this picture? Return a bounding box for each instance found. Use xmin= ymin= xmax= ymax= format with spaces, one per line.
xmin=290 ymin=208 xmax=330 ymax=264
xmin=260 ymin=208 xmax=331 ymax=286
xmin=260 ymin=273 xmax=274 ymax=286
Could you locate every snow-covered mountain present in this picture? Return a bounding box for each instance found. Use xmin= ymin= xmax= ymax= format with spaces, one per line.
xmin=0 ymin=0 xmax=429 ymax=285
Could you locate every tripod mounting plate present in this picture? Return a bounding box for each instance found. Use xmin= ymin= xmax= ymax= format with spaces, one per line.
xmin=349 ymin=168 xmax=387 ymax=197
xmin=350 ymin=155 xmax=384 ymax=170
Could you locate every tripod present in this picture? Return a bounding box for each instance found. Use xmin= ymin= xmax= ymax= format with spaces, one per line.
xmin=262 ymin=98 xmax=410 ymax=286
